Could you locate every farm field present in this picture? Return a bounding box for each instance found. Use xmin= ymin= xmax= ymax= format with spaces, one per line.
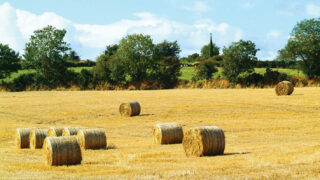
xmin=0 ymin=88 xmax=320 ymax=179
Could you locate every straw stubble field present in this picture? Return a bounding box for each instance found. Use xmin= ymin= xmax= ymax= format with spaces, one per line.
xmin=0 ymin=88 xmax=320 ymax=179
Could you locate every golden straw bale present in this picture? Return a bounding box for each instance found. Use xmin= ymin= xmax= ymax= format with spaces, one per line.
xmin=77 ymin=128 xmax=107 ymax=149
xmin=29 ymin=129 xmax=48 ymax=149
xmin=43 ymin=136 xmax=82 ymax=166
xmin=275 ymin=81 xmax=294 ymax=96
xmin=47 ymin=127 xmax=65 ymax=137
xmin=153 ymin=123 xmax=183 ymax=145
xmin=62 ymin=127 xmax=87 ymax=136
xmin=119 ymin=101 xmax=141 ymax=117
xmin=16 ymin=128 xmax=38 ymax=149
xmin=183 ymin=126 xmax=225 ymax=157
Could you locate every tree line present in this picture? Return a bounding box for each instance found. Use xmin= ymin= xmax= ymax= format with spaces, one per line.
xmin=1 ymin=18 xmax=320 ymax=91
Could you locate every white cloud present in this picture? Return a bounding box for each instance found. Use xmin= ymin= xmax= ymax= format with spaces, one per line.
xmin=0 ymin=2 xmax=243 ymax=59
xmin=184 ymin=1 xmax=211 ymax=13
xmin=267 ymin=30 xmax=281 ymax=39
xmin=306 ymin=4 xmax=320 ymax=17
xmin=242 ymin=2 xmax=255 ymax=9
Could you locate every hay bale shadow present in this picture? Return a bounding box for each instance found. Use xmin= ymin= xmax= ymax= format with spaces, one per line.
xmin=218 ymin=152 xmax=250 ymax=157
xmin=107 ymin=143 xmax=117 ymax=150
xmin=139 ymin=114 xmax=154 ymax=117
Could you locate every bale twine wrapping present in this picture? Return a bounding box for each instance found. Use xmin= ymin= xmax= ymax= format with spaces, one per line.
xmin=29 ymin=129 xmax=48 ymax=149
xmin=47 ymin=127 xmax=65 ymax=137
xmin=182 ymin=126 xmax=225 ymax=157
xmin=43 ymin=136 xmax=82 ymax=166
xmin=16 ymin=128 xmax=37 ymax=149
xmin=77 ymin=128 xmax=107 ymax=149
xmin=275 ymin=81 xmax=294 ymax=96
xmin=119 ymin=101 xmax=141 ymax=117
xmin=153 ymin=123 xmax=183 ymax=145
xmin=62 ymin=127 xmax=87 ymax=136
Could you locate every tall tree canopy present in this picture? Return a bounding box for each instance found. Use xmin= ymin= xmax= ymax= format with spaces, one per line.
xmin=24 ymin=25 xmax=70 ymax=82
xmin=201 ymin=43 xmax=220 ymax=58
xmin=0 ymin=43 xmax=20 ymax=79
xmin=222 ymin=40 xmax=259 ymax=83
xmin=117 ymin=34 xmax=155 ymax=82
xmin=278 ymin=18 xmax=320 ymax=78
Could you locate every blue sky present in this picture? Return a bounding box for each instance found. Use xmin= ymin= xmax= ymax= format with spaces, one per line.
xmin=0 ymin=0 xmax=319 ymax=60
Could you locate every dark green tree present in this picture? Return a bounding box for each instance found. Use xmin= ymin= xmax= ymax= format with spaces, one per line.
xmin=278 ymin=18 xmax=320 ymax=78
xmin=69 ymin=50 xmax=80 ymax=61
xmin=154 ymin=40 xmax=181 ymax=88
xmin=193 ymin=59 xmax=218 ymax=81
xmin=0 ymin=44 xmax=20 ymax=79
xmin=104 ymin=44 xmax=119 ymax=56
xmin=201 ymin=42 xmax=219 ymax=58
xmin=222 ymin=40 xmax=259 ymax=83
xmin=24 ymin=25 xmax=70 ymax=84
xmin=209 ymin=33 xmax=214 ymax=57
xmin=117 ymin=34 xmax=155 ymax=82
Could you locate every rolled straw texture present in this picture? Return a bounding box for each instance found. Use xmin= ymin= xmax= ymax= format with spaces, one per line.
xmin=16 ymin=128 xmax=38 ymax=149
xmin=182 ymin=126 xmax=225 ymax=157
xmin=62 ymin=127 xmax=87 ymax=136
xmin=43 ymin=136 xmax=82 ymax=166
xmin=119 ymin=101 xmax=141 ymax=117
xmin=47 ymin=127 xmax=65 ymax=137
xmin=275 ymin=81 xmax=294 ymax=96
xmin=77 ymin=128 xmax=107 ymax=149
xmin=29 ymin=129 xmax=48 ymax=149
xmin=153 ymin=123 xmax=183 ymax=144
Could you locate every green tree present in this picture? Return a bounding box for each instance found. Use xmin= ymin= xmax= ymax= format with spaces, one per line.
xmin=104 ymin=44 xmax=119 ymax=56
xmin=201 ymin=43 xmax=219 ymax=58
xmin=187 ymin=53 xmax=200 ymax=63
xmin=193 ymin=59 xmax=218 ymax=81
xmin=24 ymin=25 xmax=70 ymax=84
xmin=69 ymin=50 xmax=80 ymax=61
xmin=0 ymin=44 xmax=20 ymax=79
xmin=278 ymin=18 xmax=320 ymax=78
xmin=222 ymin=40 xmax=259 ymax=83
xmin=154 ymin=40 xmax=181 ymax=88
xmin=117 ymin=34 xmax=155 ymax=82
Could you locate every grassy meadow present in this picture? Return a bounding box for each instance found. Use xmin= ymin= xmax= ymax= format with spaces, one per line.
xmin=1 ymin=88 xmax=320 ymax=179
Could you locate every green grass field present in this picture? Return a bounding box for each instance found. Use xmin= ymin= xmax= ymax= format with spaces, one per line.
xmin=2 ymin=66 xmax=305 ymax=83
xmin=179 ymin=67 xmax=305 ymax=80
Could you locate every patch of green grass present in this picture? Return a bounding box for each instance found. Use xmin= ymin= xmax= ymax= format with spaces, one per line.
xmin=179 ymin=67 xmax=306 ymax=81
xmin=69 ymin=67 xmax=92 ymax=73
xmin=1 ymin=67 xmax=93 ymax=83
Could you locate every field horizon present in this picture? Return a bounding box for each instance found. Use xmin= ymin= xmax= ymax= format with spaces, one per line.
xmin=1 ymin=88 xmax=320 ymax=179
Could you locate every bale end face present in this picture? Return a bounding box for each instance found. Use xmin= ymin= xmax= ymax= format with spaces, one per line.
xmin=183 ymin=126 xmax=225 ymax=157
xmin=119 ymin=101 xmax=141 ymax=117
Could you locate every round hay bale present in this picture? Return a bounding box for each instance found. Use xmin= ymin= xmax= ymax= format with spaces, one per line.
xmin=62 ymin=127 xmax=87 ymax=136
xmin=275 ymin=81 xmax=294 ymax=96
xmin=29 ymin=129 xmax=48 ymax=149
xmin=119 ymin=101 xmax=141 ymax=117
xmin=43 ymin=136 xmax=82 ymax=166
xmin=153 ymin=123 xmax=183 ymax=145
xmin=47 ymin=127 xmax=65 ymax=137
xmin=182 ymin=126 xmax=225 ymax=157
xmin=16 ymin=128 xmax=37 ymax=149
xmin=77 ymin=128 xmax=107 ymax=149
